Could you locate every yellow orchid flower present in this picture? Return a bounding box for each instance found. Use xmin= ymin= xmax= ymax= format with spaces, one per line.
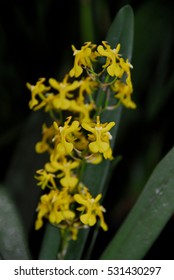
xmin=45 ymin=157 xmax=79 ymax=190
xmin=82 ymin=116 xmax=115 ymax=158
xmin=35 ymin=189 xmax=75 ymax=230
xmin=69 ymin=42 xmax=97 ymax=78
xmin=97 ymin=41 xmax=123 ymax=77
xmin=35 ymin=123 xmax=58 ymax=154
xmin=49 ymin=75 xmax=81 ymax=110
xmin=53 ymin=116 xmax=80 ymax=155
xmin=35 ymin=169 xmax=56 ymax=190
xmin=74 ymin=188 xmax=108 ymax=231
xmin=112 ymin=78 xmax=136 ymax=109
xmin=26 ymin=78 xmax=51 ymax=110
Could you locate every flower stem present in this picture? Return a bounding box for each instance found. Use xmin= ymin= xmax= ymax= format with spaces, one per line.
xmin=57 ymin=228 xmax=70 ymax=260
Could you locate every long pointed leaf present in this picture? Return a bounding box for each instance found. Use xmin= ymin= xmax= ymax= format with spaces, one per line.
xmin=0 ymin=185 xmax=30 ymax=259
xmin=66 ymin=5 xmax=134 ymax=259
xmin=5 ymin=112 xmax=46 ymax=233
xmin=39 ymin=224 xmax=60 ymax=260
xmin=100 ymin=146 xmax=174 ymax=259
xmin=106 ymin=4 xmax=134 ymax=60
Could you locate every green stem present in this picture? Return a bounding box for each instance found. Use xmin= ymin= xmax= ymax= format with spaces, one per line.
xmin=94 ymin=74 xmax=111 ymax=116
xmin=77 ymin=159 xmax=87 ymax=186
xmin=49 ymin=109 xmax=58 ymax=121
xmin=57 ymin=228 xmax=70 ymax=260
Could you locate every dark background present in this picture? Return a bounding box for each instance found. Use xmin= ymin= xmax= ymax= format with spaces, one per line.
xmin=1 ymin=0 xmax=174 ymax=259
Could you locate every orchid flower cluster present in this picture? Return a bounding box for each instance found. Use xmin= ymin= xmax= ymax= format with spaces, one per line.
xmin=27 ymin=41 xmax=136 ymax=245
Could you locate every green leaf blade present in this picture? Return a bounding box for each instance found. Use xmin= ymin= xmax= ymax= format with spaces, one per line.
xmin=0 ymin=185 xmax=30 ymax=260
xmin=38 ymin=224 xmax=60 ymax=260
xmin=106 ymin=5 xmax=134 ymax=61
xmin=100 ymin=146 xmax=174 ymax=259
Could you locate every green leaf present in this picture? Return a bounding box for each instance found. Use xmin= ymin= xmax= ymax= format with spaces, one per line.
xmin=0 ymin=185 xmax=30 ymax=259
xmin=80 ymin=5 xmax=134 ymax=259
xmin=106 ymin=4 xmax=134 ymax=61
xmin=5 ymin=111 xmax=47 ymax=233
xmin=39 ymin=224 xmax=60 ymax=260
xmin=64 ymin=229 xmax=89 ymax=260
xmin=100 ymin=146 xmax=174 ymax=259
xmin=38 ymin=4 xmax=134 ymax=260
xmin=83 ymin=4 xmax=134 ymax=201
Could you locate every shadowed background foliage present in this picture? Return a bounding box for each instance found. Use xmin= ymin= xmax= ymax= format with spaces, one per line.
xmin=1 ymin=0 xmax=174 ymax=259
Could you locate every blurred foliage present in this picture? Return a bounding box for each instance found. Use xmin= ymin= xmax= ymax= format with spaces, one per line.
xmin=1 ymin=0 xmax=174 ymax=259
xmin=0 ymin=185 xmax=30 ymax=259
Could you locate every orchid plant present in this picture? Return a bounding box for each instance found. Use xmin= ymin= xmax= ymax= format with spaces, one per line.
xmin=1 ymin=5 xmax=174 ymax=260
